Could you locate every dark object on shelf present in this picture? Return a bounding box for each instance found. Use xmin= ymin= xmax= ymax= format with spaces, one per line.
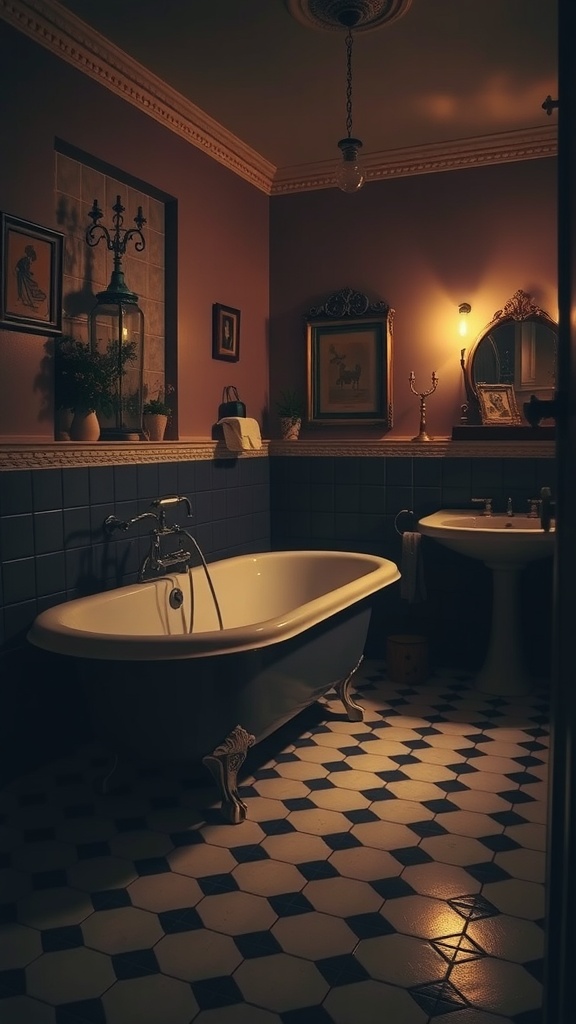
xmin=451 ymin=425 xmax=555 ymax=441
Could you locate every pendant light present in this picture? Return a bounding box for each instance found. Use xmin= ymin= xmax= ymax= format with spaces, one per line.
xmin=335 ymin=14 xmax=366 ymax=193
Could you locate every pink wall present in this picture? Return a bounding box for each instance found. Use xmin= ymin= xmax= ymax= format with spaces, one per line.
xmin=0 ymin=26 xmax=269 ymax=442
xmin=269 ymin=159 xmax=557 ymax=438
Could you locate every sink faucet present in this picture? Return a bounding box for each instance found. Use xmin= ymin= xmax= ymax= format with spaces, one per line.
xmin=471 ymin=497 xmax=493 ymax=516
xmin=105 ymin=495 xmax=194 ymax=581
xmin=506 ymin=497 xmax=513 ymax=517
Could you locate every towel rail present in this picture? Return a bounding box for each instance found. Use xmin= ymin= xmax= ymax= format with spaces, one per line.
xmin=394 ymin=508 xmax=416 ymax=536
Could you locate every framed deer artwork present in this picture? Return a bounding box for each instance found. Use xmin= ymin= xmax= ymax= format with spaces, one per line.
xmin=305 ymin=288 xmax=394 ymax=428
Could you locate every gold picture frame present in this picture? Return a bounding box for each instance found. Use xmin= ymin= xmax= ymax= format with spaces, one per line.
xmin=476 ymin=383 xmax=522 ymax=424
xmin=306 ymin=288 xmax=394 ymax=427
xmin=212 ymin=303 xmax=240 ymax=362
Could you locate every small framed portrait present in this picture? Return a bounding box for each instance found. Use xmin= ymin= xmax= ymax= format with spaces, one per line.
xmin=477 ymin=383 xmax=522 ymax=424
xmin=212 ymin=303 xmax=240 ymax=362
xmin=0 ymin=213 xmax=63 ymax=335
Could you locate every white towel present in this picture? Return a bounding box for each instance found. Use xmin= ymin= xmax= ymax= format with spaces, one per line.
xmin=400 ymin=531 xmax=427 ymax=604
xmin=218 ymin=416 xmax=262 ymax=451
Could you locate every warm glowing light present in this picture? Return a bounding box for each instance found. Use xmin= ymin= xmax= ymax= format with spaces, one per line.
xmin=458 ymin=302 xmax=471 ymax=337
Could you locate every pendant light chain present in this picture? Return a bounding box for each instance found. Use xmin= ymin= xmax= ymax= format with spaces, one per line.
xmin=345 ymin=28 xmax=354 ymax=139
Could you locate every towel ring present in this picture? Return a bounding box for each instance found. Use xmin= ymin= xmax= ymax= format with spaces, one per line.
xmin=394 ymin=508 xmax=415 ymax=536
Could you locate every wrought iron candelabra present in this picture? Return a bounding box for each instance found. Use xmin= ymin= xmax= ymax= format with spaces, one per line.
xmin=409 ymin=371 xmax=438 ymax=442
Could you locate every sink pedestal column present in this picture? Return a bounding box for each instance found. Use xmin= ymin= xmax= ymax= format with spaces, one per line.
xmin=475 ymin=561 xmax=532 ymax=695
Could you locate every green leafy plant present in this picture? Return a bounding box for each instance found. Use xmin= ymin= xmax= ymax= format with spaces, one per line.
xmin=275 ymin=389 xmax=305 ymax=421
xmin=143 ymin=381 xmax=174 ymax=417
xmin=54 ymin=335 xmax=137 ymax=416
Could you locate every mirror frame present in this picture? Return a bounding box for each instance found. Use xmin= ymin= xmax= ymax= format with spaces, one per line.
xmin=461 ymin=289 xmax=557 ymax=427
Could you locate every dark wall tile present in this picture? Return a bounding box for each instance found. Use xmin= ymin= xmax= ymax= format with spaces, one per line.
xmin=34 ymin=511 xmax=64 ymax=555
xmin=2 ymin=558 xmax=36 ymax=604
xmin=32 ymin=470 xmax=63 ymax=512
xmin=1 ymin=515 xmax=34 ymax=560
xmin=0 ymin=471 xmax=32 ymax=515
xmin=113 ymin=465 xmax=138 ymax=502
xmin=62 ymin=469 xmax=90 ymax=508
xmin=89 ymin=467 xmax=114 ymax=504
xmin=36 ymin=553 xmax=66 ymax=597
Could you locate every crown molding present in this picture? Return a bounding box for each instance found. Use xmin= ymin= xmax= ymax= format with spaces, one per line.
xmin=1 ymin=0 xmax=558 ymax=198
xmin=271 ymin=125 xmax=558 ymax=194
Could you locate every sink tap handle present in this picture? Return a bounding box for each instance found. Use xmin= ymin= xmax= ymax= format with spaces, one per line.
xmin=540 ymin=487 xmax=556 ymax=532
xmin=471 ymin=497 xmax=493 ymax=516
xmin=527 ymin=498 xmax=541 ymax=518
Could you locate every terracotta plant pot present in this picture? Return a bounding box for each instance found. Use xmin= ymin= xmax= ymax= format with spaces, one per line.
xmin=143 ymin=413 xmax=168 ymax=441
xmin=69 ymin=409 xmax=100 ymax=442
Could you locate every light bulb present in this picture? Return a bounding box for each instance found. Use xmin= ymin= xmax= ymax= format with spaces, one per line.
xmin=458 ymin=302 xmax=471 ymax=337
xmin=336 ymin=138 xmax=365 ymax=193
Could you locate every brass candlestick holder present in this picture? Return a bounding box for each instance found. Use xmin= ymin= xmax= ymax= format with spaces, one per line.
xmin=409 ymin=371 xmax=438 ymax=442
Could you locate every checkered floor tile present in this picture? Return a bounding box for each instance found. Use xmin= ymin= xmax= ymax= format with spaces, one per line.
xmin=0 ymin=662 xmax=548 ymax=1022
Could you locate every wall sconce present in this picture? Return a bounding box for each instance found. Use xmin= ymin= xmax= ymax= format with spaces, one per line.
xmin=85 ymin=196 xmax=146 ymax=440
xmin=458 ymin=302 xmax=471 ymax=338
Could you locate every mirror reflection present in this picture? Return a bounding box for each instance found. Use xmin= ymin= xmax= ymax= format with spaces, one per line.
xmin=461 ymin=289 xmax=557 ymax=426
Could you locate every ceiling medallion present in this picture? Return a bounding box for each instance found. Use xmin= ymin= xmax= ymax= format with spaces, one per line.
xmin=285 ymin=0 xmax=412 ymax=32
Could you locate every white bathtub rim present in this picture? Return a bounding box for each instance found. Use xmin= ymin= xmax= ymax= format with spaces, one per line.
xmin=28 ymin=549 xmax=400 ymax=661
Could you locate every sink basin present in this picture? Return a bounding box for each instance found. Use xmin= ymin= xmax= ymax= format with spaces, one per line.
xmin=418 ymin=510 xmax=555 ymax=564
xmin=417 ymin=509 xmax=555 ymax=696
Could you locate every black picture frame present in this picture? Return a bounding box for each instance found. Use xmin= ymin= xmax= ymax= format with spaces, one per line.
xmin=212 ymin=303 xmax=240 ymax=362
xmin=0 ymin=213 xmax=63 ymax=335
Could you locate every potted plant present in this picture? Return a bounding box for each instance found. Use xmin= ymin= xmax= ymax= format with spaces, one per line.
xmin=54 ymin=334 xmax=135 ymax=441
xmin=275 ymin=390 xmax=305 ymax=440
xmin=143 ymin=381 xmax=174 ymax=441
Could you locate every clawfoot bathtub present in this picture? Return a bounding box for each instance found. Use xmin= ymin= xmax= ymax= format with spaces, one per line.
xmin=29 ymin=550 xmax=400 ymax=822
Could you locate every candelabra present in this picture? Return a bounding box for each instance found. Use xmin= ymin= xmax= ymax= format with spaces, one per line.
xmin=409 ymin=371 xmax=438 ymax=442
xmin=85 ymin=196 xmax=146 ymax=440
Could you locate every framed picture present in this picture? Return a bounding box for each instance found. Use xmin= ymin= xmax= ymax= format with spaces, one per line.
xmin=0 ymin=213 xmax=63 ymax=335
xmin=306 ymin=289 xmax=393 ymax=427
xmin=477 ymin=383 xmax=522 ymax=424
xmin=212 ymin=303 xmax=240 ymax=362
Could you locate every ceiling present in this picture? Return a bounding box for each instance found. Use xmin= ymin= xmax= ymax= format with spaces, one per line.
xmin=7 ymin=0 xmax=558 ymax=193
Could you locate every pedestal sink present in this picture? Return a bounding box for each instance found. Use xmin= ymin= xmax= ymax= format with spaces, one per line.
xmin=418 ymin=510 xmax=555 ymax=695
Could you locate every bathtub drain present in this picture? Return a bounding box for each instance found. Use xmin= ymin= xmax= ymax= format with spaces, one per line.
xmin=169 ymin=587 xmax=184 ymax=609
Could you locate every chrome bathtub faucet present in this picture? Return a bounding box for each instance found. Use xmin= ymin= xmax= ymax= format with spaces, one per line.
xmin=105 ymin=494 xmax=194 ymax=581
xmin=506 ymin=497 xmax=514 ymax=517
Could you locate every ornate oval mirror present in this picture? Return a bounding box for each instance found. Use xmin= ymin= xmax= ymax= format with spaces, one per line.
xmin=461 ymin=289 xmax=557 ymax=426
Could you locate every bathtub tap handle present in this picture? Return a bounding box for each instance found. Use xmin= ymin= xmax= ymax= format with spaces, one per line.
xmin=104 ymin=515 xmax=130 ymax=532
xmin=151 ymin=495 xmax=192 ymax=515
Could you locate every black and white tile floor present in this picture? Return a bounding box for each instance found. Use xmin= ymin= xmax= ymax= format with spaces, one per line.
xmin=0 ymin=662 xmax=548 ymax=1023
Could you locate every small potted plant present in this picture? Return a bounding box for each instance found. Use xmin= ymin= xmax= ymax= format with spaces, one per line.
xmin=275 ymin=389 xmax=305 ymax=440
xmin=54 ymin=334 xmax=132 ymax=441
xmin=143 ymin=381 xmax=174 ymax=441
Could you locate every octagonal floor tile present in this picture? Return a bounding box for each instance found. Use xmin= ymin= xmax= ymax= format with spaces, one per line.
xmin=17 ymin=887 xmax=93 ymax=929
xmin=402 ymin=862 xmax=481 ymax=899
xmin=419 ymin=834 xmax=492 ymax=867
xmin=273 ymin=910 xmax=357 ymax=959
xmin=410 ymin=746 xmax=467 ymax=767
xmin=369 ymin=800 xmax=434 ymax=824
xmin=12 ymin=840 xmax=77 ymax=875
xmin=482 ymin=879 xmax=545 ymax=920
xmin=345 ymin=753 xmax=398 ymax=773
xmin=312 ymin=731 xmax=364 ymax=749
xmin=239 ymin=796 xmax=289 ymax=822
xmin=109 ymin=829 xmax=173 ymax=861
xmin=81 ymin=905 xmax=163 ymax=953
xmin=235 ymin=951 xmax=328 ymax=1011
xmin=199 ymin=821 xmax=265 ymax=848
xmin=261 ymin=832 xmax=331 ymax=864
xmin=326 ymin=768 xmax=383 ymax=792
xmin=25 ymin=946 xmax=115 ymax=1004
xmin=0 ymin=867 xmax=32 ymax=903
xmin=287 ymin=807 xmax=351 ymax=836
xmin=232 ymin=858 xmax=305 ymax=896
xmin=350 ymin=819 xmax=417 ymax=850
xmin=252 ymin=777 xmax=310 ymax=800
xmin=155 ymin=928 xmax=242 ymax=980
xmin=0 ymin=922 xmax=41 ymax=968
xmin=505 ymin=822 xmax=546 ymax=851
xmin=370 ymin=725 xmax=422 ymax=743
xmin=308 ymin=788 xmax=370 ymax=812
xmin=387 ymin=780 xmax=446 ymax=803
xmin=273 ymin=760 xmax=328 ymax=781
xmin=399 ymin=762 xmax=456 ymax=784
xmin=357 ymin=739 xmax=411 ymax=758
xmin=197 ymin=890 xmax=276 ymax=935
xmin=56 ymin=814 xmax=118 ymax=845
xmin=287 ymin=744 xmax=346 ymax=764
xmin=467 ymin=912 xmax=544 ymax=964
xmin=193 ymin=1004 xmax=280 ymax=1023
xmin=494 ymin=847 xmax=545 ymax=883
xmin=102 ymin=974 xmax=199 ymax=1024
xmin=67 ymin=855 xmax=137 ymax=893
xmin=447 ymin=790 xmax=511 ymax=814
xmin=514 ymin=800 xmax=547 ymax=825
xmin=128 ymin=872 xmax=202 ymax=911
xmin=0 ymin=996 xmax=56 ymax=1023
xmin=323 ymin=978 xmax=428 ymax=1024
xmin=355 ymin=932 xmax=447 ymax=986
xmin=435 ymin=810 xmax=503 ymax=839
xmin=329 ymin=845 xmax=402 ymax=881
xmin=304 ymin=877 xmax=382 ymax=916
xmin=168 ymin=843 xmax=236 ymax=878
xmin=383 ymin=895 xmax=466 ymax=940
xmin=450 ymin=957 xmax=542 ymax=1016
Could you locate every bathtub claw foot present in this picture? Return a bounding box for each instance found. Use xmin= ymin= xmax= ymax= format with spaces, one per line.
xmin=334 ymin=654 xmax=365 ymax=721
xmin=202 ymin=725 xmax=256 ymax=824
